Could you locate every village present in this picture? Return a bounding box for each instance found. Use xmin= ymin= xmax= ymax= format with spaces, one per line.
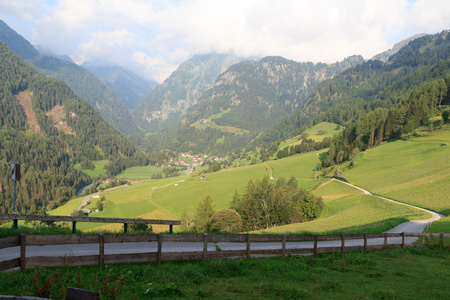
xmin=164 ymin=152 xmax=223 ymax=175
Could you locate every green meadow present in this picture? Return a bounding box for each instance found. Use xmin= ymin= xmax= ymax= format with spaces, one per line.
xmin=50 ymin=123 xmax=448 ymax=234
xmin=341 ymin=123 xmax=450 ymax=215
xmin=191 ymin=108 xmax=249 ymax=134
xmin=75 ymin=160 xmax=109 ymax=179
xmin=278 ymin=122 xmax=344 ymax=150
xmin=116 ymin=165 xmax=164 ymax=180
xmin=257 ymin=179 xmax=430 ymax=235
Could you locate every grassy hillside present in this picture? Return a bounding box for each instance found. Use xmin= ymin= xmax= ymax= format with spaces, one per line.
xmin=257 ymin=180 xmax=430 ymax=235
xmin=278 ymin=122 xmax=344 ymax=149
xmin=50 ymin=123 xmax=448 ymax=234
xmin=340 ymin=123 xmax=450 ymax=215
xmin=75 ymin=160 xmax=109 ymax=179
xmin=115 ymin=165 xmax=164 ymax=180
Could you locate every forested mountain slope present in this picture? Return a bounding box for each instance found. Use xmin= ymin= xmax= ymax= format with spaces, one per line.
xmin=132 ymin=52 xmax=241 ymax=132
xmin=140 ymin=55 xmax=363 ymax=156
xmin=184 ymin=55 xmax=364 ymax=131
xmin=0 ymin=42 xmax=138 ymax=214
xmin=82 ymin=63 xmax=158 ymax=110
xmin=0 ymin=20 xmax=140 ymax=136
xmin=259 ymin=31 xmax=450 ymax=145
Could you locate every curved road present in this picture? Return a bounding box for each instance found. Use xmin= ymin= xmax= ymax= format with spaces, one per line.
xmin=335 ymin=179 xmax=446 ymax=233
xmin=0 ymin=180 xmax=446 ymax=264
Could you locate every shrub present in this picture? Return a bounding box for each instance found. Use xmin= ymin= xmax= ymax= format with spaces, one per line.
xmin=211 ymin=209 xmax=242 ymax=233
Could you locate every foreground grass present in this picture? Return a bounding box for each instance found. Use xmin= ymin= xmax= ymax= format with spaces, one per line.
xmin=0 ymin=247 xmax=448 ymax=299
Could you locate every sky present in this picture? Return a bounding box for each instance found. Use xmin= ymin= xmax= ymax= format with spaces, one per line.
xmin=0 ymin=0 xmax=449 ymax=83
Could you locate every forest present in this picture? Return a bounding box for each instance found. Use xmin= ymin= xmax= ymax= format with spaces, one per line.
xmin=0 ymin=42 xmax=140 ymax=214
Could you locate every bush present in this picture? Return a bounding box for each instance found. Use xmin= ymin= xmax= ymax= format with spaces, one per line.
xmin=129 ymin=219 xmax=153 ymax=232
xmin=211 ymin=209 xmax=242 ymax=233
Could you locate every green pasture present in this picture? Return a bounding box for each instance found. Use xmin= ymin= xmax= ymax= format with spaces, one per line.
xmin=116 ymin=165 xmax=164 ymax=180
xmin=47 ymin=196 xmax=84 ymax=216
xmin=278 ymin=122 xmax=344 ymax=150
xmin=190 ymin=108 xmax=249 ymax=134
xmin=77 ymin=178 xmax=187 ymax=231
xmin=64 ymin=150 xmax=323 ymax=232
xmin=74 ymin=160 xmax=109 ymax=179
xmin=341 ymin=123 xmax=450 ymax=215
xmin=150 ymin=150 xmax=324 ymax=219
xmin=257 ymin=180 xmax=430 ymax=235
xmin=422 ymin=216 xmax=450 ymax=245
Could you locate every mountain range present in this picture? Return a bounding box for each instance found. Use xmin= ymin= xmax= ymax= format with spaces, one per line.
xmin=0 ymin=20 xmax=140 ymax=136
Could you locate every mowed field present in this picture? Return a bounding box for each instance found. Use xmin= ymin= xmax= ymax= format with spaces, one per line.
xmin=277 ymin=122 xmax=344 ymax=150
xmin=53 ymin=150 xmax=324 ymax=232
xmin=341 ymin=124 xmax=450 ymax=215
xmin=257 ymin=179 xmax=430 ymax=235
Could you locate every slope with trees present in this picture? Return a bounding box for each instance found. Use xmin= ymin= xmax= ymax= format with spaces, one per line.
xmin=0 ymin=20 xmax=140 ymax=136
xmin=0 ymin=42 xmax=139 ymax=214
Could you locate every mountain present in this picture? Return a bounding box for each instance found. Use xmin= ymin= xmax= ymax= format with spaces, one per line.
xmin=141 ymin=55 xmax=364 ymax=156
xmin=183 ymin=55 xmax=365 ymax=132
xmin=82 ymin=63 xmax=158 ymax=110
xmin=0 ymin=42 xmax=139 ymax=214
xmin=132 ymin=52 xmax=241 ymax=132
xmin=259 ymin=31 xmax=450 ymax=147
xmin=0 ymin=20 xmax=140 ymax=136
xmin=371 ymin=33 xmax=428 ymax=62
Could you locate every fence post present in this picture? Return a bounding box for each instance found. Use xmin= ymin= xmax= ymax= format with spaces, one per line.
xmin=341 ymin=234 xmax=345 ymax=254
xmin=72 ymin=221 xmax=77 ymax=234
xmin=99 ymin=233 xmax=104 ymax=267
xmin=384 ymin=233 xmax=387 ymax=249
xmin=13 ymin=219 xmax=18 ymax=230
xmin=203 ymin=233 xmax=208 ymax=262
xmin=440 ymin=232 xmax=444 ymax=247
xmin=157 ymin=234 xmax=162 ymax=266
xmin=401 ymin=232 xmax=405 ymax=248
xmin=363 ymin=233 xmax=367 ymax=251
xmin=246 ymin=233 xmax=250 ymax=258
xmin=282 ymin=234 xmax=286 ymax=259
xmin=313 ymin=235 xmax=318 ymax=258
xmin=20 ymin=233 xmax=26 ymax=273
xmin=169 ymin=224 xmax=173 ymax=234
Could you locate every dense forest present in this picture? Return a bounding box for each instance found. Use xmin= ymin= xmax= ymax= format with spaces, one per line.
xmin=0 ymin=20 xmax=140 ymax=137
xmin=0 ymin=42 xmax=139 ymax=213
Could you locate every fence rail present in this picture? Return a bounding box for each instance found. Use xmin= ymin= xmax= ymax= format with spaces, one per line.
xmin=0 ymin=213 xmax=180 ymax=233
xmin=0 ymin=232 xmax=448 ymax=272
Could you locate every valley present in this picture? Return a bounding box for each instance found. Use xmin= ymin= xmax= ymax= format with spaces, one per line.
xmin=0 ymin=22 xmax=449 ymax=239
xmin=52 ymin=121 xmax=449 ymax=235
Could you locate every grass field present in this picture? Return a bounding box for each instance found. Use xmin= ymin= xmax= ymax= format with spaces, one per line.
xmin=1 ymin=247 xmax=448 ymax=299
xmin=257 ymin=180 xmax=430 ymax=235
xmin=116 ymin=165 xmax=164 ymax=180
xmin=190 ymin=108 xmax=249 ymax=134
xmin=52 ymin=150 xmax=325 ymax=232
xmin=50 ymin=123 xmax=448 ymax=234
xmin=278 ymin=122 xmax=344 ymax=150
xmin=47 ymin=196 xmax=84 ymax=216
xmin=75 ymin=160 xmax=109 ymax=179
xmin=341 ymin=123 xmax=450 ymax=215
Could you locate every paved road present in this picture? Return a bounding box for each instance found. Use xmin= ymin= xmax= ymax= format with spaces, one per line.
xmin=0 ymin=180 xmax=446 ymax=263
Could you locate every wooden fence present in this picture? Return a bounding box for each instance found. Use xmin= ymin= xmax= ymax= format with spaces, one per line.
xmin=0 ymin=232 xmax=448 ymax=272
xmin=0 ymin=214 xmax=180 ymax=233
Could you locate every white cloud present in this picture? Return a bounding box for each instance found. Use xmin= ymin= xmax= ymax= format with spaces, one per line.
xmin=0 ymin=0 xmax=449 ymax=82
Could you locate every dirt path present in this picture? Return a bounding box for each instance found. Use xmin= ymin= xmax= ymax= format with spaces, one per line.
xmin=335 ymin=179 xmax=446 ymax=233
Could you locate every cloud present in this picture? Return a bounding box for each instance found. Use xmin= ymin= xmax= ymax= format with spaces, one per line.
xmin=0 ymin=0 xmax=449 ymax=82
